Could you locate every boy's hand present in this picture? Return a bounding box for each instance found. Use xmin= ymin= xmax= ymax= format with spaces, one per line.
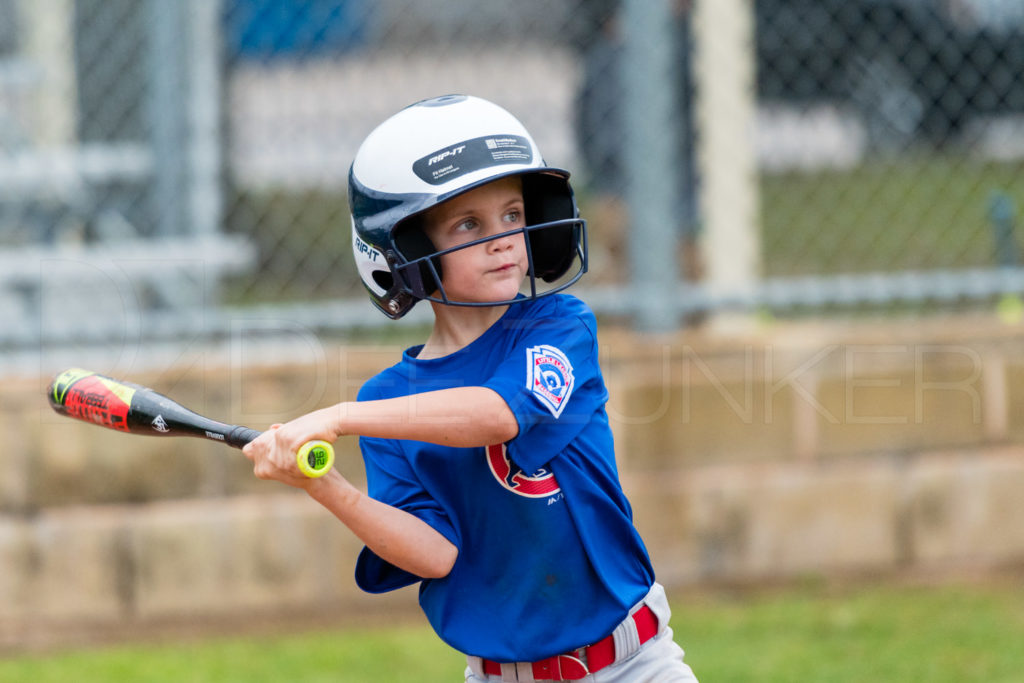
xmin=242 ymin=406 xmax=343 ymax=489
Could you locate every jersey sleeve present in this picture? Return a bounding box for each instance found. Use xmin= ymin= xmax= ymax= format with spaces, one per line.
xmin=483 ymin=298 xmax=608 ymax=475
xmin=354 ymin=434 xmax=460 ymax=594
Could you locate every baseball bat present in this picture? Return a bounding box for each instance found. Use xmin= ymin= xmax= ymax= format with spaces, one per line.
xmin=46 ymin=368 xmax=334 ymax=478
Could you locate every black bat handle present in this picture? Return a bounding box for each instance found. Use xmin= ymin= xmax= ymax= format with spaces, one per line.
xmin=225 ymin=425 xmax=262 ymax=449
xmin=223 ymin=425 xmax=335 ymax=478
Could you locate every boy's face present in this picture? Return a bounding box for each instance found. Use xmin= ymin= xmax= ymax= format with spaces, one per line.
xmin=421 ymin=176 xmax=529 ymax=305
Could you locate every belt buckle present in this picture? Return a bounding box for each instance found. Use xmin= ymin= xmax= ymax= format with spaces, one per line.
xmin=536 ymin=655 xmax=593 ymax=679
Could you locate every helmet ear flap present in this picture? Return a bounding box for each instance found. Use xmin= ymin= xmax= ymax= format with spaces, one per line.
xmin=393 ymin=219 xmax=443 ymax=297
xmin=523 ymin=174 xmax=579 ymax=282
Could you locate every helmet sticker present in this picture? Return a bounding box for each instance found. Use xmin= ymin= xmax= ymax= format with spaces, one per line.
xmin=412 ymin=135 xmax=533 ymax=186
xmin=526 ymin=344 xmax=575 ymax=418
xmin=351 ymin=225 xmax=391 ymax=296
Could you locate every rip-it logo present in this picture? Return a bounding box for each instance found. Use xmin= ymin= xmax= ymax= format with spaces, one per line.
xmin=428 ymin=145 xmax=466 ymax=166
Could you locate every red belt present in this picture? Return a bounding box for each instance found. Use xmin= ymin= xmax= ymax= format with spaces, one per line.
xmin=480 ymin=604 xmax=659 ymax=681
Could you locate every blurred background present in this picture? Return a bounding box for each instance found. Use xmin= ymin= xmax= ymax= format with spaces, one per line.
xmin=2 ymin=0 xmax=1024 ymax=661
xmin=2 ymin=0 xmax=1023 ymax=352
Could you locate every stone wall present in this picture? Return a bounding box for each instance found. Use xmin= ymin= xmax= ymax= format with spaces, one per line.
xmin=3 ymin=314 xmax=1023 ymax=651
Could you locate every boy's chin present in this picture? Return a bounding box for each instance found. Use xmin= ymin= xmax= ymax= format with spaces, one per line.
xmin=431 ymin=279 xmax=526 ymax=306
xmin=431 ymin=289 xmax=522 ymax=307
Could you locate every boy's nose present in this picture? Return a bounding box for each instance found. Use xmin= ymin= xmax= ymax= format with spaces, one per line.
xmin=486 ymin=226 xmax=518 ymax=250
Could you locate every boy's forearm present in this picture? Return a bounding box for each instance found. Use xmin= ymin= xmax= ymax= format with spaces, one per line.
xmin=281 ymin=386 xmax=514 ymax=580
xmin=306 ymin=472 xmax=457 ymax=579
xmin=338 ymin=386 xmax=518 ymax=446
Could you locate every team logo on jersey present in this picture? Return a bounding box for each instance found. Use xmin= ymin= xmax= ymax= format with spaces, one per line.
xmin=486 ymin=443 xmax=560 ymax=498
xmin=527 ymin=344 xmax=575 ymax=418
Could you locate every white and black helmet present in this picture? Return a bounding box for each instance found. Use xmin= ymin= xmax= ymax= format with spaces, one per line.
xmin=349 ymin=94 xmax=588 ymax=319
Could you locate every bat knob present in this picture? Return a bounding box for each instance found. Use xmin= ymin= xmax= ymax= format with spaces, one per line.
xmin=296 ymin=440 xmax=335 ymax=478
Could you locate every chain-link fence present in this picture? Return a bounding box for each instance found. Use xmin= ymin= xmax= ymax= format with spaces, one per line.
xmin=756 ymin=0 xmax=1024 ymax=277
xmin=3 ymin=0 xmax=1024 ymax=354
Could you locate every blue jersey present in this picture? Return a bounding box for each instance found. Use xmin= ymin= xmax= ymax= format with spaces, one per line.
xmin=354 ymin=294 xmax=655 ymax=661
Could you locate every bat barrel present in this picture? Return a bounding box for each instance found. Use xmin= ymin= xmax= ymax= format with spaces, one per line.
xmin=48 ymin=368 xmax=334 ymax=478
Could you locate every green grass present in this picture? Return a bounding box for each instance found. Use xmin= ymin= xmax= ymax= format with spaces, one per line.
xmin=3 ymin=579 xmax=1024 ymax=682
xmin=677 ymin=579 xmax=1024 ymax=682
xmin=0 ymin=623 xmax=464 ymax=683
xmin=761 ymin=155 xmax=1024 ymax=276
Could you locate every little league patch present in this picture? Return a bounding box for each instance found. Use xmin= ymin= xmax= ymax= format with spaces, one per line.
xmin=526 ymin=344 xmax=575 ymax=417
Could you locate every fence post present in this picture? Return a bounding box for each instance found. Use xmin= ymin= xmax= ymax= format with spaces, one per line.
xmin=147 ymin=0 xmax=188 ymax=239
xmin=185 ymin=0 xmax=223 ymax=241
xmin=693 ymin=0 xmax=761 ymax=320
xmin=621 ymin=0 xmax=681 ymax=333
xmin=17 ymin=0 xmax=77 ymax=147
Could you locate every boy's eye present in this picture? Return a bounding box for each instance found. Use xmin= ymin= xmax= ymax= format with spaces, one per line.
xmin=504 ymin=209 xmax=522 ymax=224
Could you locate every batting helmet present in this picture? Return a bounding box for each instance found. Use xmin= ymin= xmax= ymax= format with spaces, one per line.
xmin=349 ymin=94 xmax=588 ymax=319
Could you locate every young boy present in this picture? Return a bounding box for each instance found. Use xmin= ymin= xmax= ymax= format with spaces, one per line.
xmin=243 ymin=94 xmax=698 ymax=682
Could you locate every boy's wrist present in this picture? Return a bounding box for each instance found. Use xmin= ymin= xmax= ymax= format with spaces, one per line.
xmin=303 ymin=468 xmax=358 ymax=504
xmin=332 ymin=402 xmax=350 ymax=438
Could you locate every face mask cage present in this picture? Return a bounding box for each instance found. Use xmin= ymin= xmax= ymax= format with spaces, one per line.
xmin=389 ymin=218 xmax=588 ymax=307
